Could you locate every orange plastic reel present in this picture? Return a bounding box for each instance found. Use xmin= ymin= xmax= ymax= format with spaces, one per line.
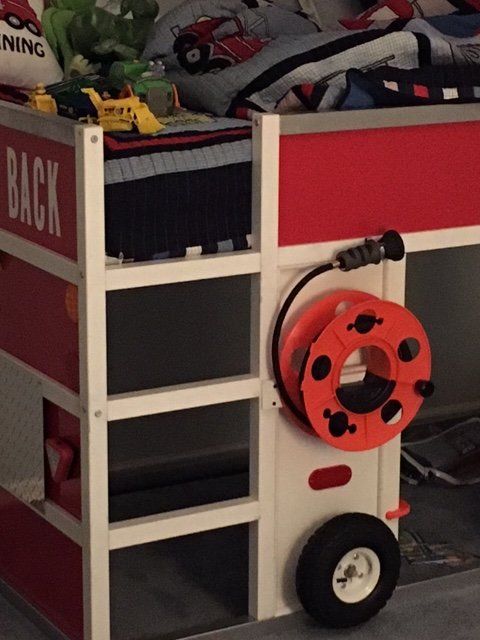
xmin=301 ymin=299 xmax=431 ymax=452
xmin=279 ymin=290 xmax=376 ymax=433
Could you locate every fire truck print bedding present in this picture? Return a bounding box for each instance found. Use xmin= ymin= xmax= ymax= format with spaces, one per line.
xmin=144 ymin=0 xmax=480 ymax=116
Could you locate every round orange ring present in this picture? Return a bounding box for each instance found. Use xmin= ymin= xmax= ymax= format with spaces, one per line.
xmin=301 ymin=299 xmax=431 ymax=452
xmin=279 ymin=290 xmax=376 ymax=434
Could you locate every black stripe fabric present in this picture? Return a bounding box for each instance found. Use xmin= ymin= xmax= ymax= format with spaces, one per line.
xmin=228 ymin=30 xmax=388 ymax=114
xmin=105 ymin=163 xmax=252 ymax=261
xmin=449 ymin=0 xmax=480 ymax=13
xmin=340 ymin=64 xmax=480 ymax=110
xmin=414 ymin=32 xmax=432 ymax=66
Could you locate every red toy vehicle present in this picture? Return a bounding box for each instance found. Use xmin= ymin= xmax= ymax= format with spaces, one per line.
xmin=173 ymin=16 xmax=267 ymax=74
xmin=0 ymin=0 xmax=42 ymax=36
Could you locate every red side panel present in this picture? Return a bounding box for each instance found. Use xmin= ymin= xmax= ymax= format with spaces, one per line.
xmin=0 ymin=126 xmax=77 ymax=260
xmin=0 ymin=255 xmax=79 ymax=391
xmin=279 ymin=122 xmax=480 ymax=246
xmin=0 ymin=488 xmax=83 ymax=640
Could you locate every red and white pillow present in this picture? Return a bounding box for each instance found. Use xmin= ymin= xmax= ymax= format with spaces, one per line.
xmin=0 ymin=0 xmax=62 ymax=89
xmin=342 ymin=0 xmax=480 ymax=29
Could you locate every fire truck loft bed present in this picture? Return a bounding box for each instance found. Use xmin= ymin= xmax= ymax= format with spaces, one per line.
xmin=0 ymin=100 xmax=479 ymax=640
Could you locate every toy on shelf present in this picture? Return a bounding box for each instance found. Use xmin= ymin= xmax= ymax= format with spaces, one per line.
xmin=42 ymin=0 xmax=159 ymax=78
xmin=47 ymin=74 xmax=111 ymax=119
xmin=108 ymin=60 xmax=180 ymax=117
xmin=28 ymin=83 xmax=58 ymax=114
xmin=81 ymin=84 xmax=164 ymax=134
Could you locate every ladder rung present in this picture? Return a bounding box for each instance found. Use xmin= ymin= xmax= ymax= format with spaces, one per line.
xmin=108 ymin=374 xmax=260 ymax=421
xmin=106 ymin=251 xmax=261 ymax=291
xmin=109 ymin=497 xmax=260 ymax=550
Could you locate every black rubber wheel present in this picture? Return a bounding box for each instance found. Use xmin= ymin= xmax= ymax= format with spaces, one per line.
xmin=296 ymin=513 xmax=400 ymax=628
xmin=6 ymin=13 xmax=23 ymax=30
xmin=25 ymin=19 xmax=41 ymax=36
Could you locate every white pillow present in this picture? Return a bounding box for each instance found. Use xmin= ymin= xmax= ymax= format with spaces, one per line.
xmin=0 ymin=0 xmax=63 ymax=89
xmin=298 ymin=0 xmax=365 ymax=27
xmin=29 ymin=0 xmax=44 ymax=18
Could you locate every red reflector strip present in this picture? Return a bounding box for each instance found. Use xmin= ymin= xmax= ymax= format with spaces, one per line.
xmin=308 ymin=465 xmax=352 ymax=491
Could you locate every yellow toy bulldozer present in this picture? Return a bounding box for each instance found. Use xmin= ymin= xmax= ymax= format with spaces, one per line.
xmin=82 ymin=85 xmax=164 ymax=135
xmin=28 ymin=84 xmax=58 ymax=114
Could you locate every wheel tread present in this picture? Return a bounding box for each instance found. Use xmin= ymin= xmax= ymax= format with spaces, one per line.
xmin=296 ymin=513 xmax=400 ymax=628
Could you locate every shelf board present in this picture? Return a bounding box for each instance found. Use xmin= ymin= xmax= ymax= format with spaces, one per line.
xmin=106 ymin=251 xmax=261 ymax=291
xmin=108 ymin=374 xmax=260 ymax=422
xmin=109 ymin=497 xmax=260 ymax=550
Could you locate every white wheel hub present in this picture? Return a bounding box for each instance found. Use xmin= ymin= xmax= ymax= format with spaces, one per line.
xmin=332 ymin=547 xmax=381 ymax=604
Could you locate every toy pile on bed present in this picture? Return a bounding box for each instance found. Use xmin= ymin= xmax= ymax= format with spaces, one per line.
xmin=3 ymin=0 xmax=480 ymax=131
xmin=0 ymin=0 xmax=186 ymax=134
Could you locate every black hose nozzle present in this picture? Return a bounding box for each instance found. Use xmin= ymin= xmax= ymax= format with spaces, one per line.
xmin=381 ymin=230 xmax=406 ymax=262
xmin=336 ymin=230 xmax=405 ymax=272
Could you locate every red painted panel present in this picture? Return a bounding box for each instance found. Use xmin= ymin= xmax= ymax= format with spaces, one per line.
xmin=0 ymin=126 xmax=77 ymax=260
xmin=279 ymin=122 xmax=480 ymax=246
xmin=0 ymin=488 xmax=83 ymax=640
xmin=44 ymin=402 xmax=82 ymax=520
xmin=0 ymin=255 xmax=79 ymax=391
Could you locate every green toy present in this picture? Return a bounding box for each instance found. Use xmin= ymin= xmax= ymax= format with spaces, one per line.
xmin=42 ymin=0 xmax=159 ymax=78
xmin=108 ymin=59 xmax=179 ymax=117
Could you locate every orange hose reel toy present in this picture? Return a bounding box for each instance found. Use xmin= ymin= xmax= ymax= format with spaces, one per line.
xmin=273 ymin=231 xmax=434 ymax=452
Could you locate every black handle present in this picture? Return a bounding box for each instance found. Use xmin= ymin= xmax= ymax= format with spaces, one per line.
xmin=336 ymin=230 xmax=405 ymax=272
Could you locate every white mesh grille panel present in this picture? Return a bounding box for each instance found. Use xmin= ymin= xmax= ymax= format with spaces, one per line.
xmin=0 ymin=354 xmax=45 ymax=504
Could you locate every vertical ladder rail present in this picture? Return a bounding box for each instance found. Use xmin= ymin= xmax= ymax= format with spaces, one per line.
xmin=76 ymin=125 xmax=111 ymax=640
xmin=249 ymin=114 xmax=280 ymax=620
xmin=377 ymin=258 xmax=408 ymax=535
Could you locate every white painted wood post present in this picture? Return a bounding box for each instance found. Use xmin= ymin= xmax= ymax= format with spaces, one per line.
xmin=76 ymin=125 xmax=111 ymax=640
xmin=377 ymin=258 xmax=407 ymax=533
xmin=249 ymin=114 xmax=280 ymax=621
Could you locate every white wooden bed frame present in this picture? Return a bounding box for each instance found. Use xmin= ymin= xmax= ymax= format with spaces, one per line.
xmin=0 ymin=100 xmax=479 ymax=640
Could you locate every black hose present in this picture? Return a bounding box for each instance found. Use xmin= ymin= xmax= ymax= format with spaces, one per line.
xmin=271 ymin=261 xmax=335 ymax=427
xmin=271 ymin=232 xmax=406 ymax=426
